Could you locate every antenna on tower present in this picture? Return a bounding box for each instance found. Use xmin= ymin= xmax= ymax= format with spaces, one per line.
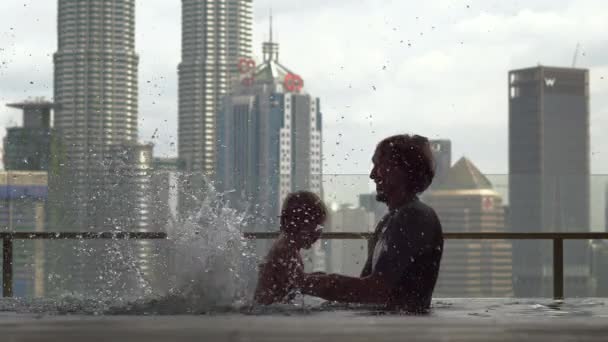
xmin=572 ymin=42 xmax=580 ymax=68
xmin=269 ymin=8 xmax=273 ymax=43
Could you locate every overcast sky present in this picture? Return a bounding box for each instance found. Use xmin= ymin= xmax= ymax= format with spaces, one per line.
xmin=1 ymin=0 xmax=607 ymax=175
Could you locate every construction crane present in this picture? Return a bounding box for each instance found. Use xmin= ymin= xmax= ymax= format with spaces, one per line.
xmin=571 ymin=43 xmax=580 ymax=68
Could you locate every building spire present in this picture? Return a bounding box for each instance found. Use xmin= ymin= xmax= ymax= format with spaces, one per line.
xmin=269 ymin=8 xmax=273 ymax=43
xmin=262 ymin=8 xmax=279 ymax=62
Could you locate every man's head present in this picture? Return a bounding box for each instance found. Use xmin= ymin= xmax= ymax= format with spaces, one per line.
xmin=370 ymin=134 xmax=435 ymax=206
xmin=279 ymin=191 xmax=328 ymax=249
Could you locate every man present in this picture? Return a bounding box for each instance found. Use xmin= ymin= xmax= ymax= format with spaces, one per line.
xmin=299 ymin=134 xmax=443 ymax=312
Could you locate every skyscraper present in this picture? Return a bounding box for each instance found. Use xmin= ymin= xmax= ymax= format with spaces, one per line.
xmin=53 ymin=0 xmax=139 ymax=229
xmin=2 ymin=99 xmax=53 ymax=297
xmin=358 ymin=193 xmax=387 ymax=226
xmin=326 ymin=205 xmax=375 ymax=275
xmin=429 ymin=139 xmax=452 ymax=188
xmin=216 ymin=27 xmax=324 ymax=269
xmin=425 ymin=157 xmax=513 ymax=297
xmin=51 ymin=1 xmax=158 ymax=295
xmin=151 ymin=157 xmax=179 ymax=230
xmin=590 ymin=183 xmax=608 ymax=296
xmin=216 ymin=30 xmax=322 ymax=228
xmin=590 ymin=240 xmax=608 ymax=296
xmin=508 ymin=66 xmax=590 ymax=297
xmin=103 ymin=142 xmax=160 ymax=289
xmin=3 ymin=99 xmax=54 ymax=171
xmin=178 ymin=0 xmax=252 ymax=212
xmin=0 ymin=171 xmax=48 ymax=297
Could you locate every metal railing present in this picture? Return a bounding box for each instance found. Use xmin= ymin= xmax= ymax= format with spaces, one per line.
xmin=245 ymin=231 xmax=608 ymax=300
xmin=0 ymin=231 xmax=167 ymax=298
xmin=2 ymin=231 xmax=608 ymax=299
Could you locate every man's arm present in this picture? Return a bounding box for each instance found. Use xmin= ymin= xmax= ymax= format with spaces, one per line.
xmin=299 ymin=272 xmax=393 ymax=304
xmin=299 ymin=207 xmax=437 ymax=305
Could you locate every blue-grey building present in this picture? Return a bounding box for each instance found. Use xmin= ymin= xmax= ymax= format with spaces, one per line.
xmin=0 ymin=171 xmax=48 ymax=297
xmin=216 ymin=27 xmax=324 ymax=270
xmin=429 ymin=139 xmax=452 ymax=189
xmin=508 ymin=66 xmax=590 ymax=297
xmin=217 ymin=29 xmax=323 ymax=227
xmin=3 ymin=99 xmax=54 ymax=171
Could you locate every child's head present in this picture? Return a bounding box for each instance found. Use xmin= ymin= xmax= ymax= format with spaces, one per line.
xmin=279 ymin=191 xmax=328 ymax=249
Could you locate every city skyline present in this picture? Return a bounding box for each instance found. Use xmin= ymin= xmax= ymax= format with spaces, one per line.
xmin=1 ymin=0 xmax=608 ymax=175
xmin=0 ymin=0 xmax=607 ymax=303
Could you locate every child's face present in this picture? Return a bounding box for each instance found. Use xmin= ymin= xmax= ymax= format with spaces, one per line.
xmin=297 ymin=219 xmax=324 ymax=249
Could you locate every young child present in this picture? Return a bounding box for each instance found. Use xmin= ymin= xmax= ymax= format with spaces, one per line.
xmin=254 ymin=191 xmax=328 ymax=305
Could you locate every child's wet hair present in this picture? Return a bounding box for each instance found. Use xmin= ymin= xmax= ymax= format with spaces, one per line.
xmin=279 ymin=191 xmax=328 ymax=233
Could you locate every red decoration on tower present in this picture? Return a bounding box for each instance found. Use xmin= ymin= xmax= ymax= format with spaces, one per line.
xmin=482 ymin=197 xmax=495 ymax=211
xmin=238 ymin=58 xmax=256 ymax=74
xmin=284 ymin=73 xmax=304 ymax=92
xmin=238 ymin=58 xmax=256 ymax=87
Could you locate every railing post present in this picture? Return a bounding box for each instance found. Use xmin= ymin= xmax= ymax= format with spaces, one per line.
xmin=3 ymin=236 xmax=13 ymax=297
xmin=553 ymin=238 xmax=564 ymax=300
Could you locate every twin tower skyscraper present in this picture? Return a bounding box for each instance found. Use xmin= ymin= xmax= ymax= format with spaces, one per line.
xmin=52 ymin=0 xmax=254 ymax=228
xmin=178 ymin=0 xmax=253 ymax=176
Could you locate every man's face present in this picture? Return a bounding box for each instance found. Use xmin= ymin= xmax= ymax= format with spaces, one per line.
xmin=369 ymin=146 xmax=406 ymax=203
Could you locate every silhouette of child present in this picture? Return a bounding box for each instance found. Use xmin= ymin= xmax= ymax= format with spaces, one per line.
xmin=254 ymin=191 xmax=327 ymax=305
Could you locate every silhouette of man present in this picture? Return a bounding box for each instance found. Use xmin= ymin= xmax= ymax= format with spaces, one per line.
xmin=299 ymin=134 xmax=443 ymax=312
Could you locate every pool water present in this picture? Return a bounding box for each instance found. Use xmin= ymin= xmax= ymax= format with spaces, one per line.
xmin=1 ymin=296 xmax=607 ymax=320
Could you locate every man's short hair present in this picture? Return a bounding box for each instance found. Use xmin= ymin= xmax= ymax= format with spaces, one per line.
xmin=279 ymin=191 xmax=327 ymax=232
xmin=376 ymin=134 xmax=436 ymax=194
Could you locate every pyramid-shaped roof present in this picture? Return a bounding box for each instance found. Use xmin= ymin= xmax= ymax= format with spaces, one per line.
xmin=250 ymin=13 xmax=304 ymax=94
xmin=437 ymin=157 xmax=494 ymax=190
xmin=253 ymin=55 xmax=296 ymax=86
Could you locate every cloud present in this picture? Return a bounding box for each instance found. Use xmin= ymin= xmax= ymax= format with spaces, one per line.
xmin=1 ymin=0 xmax=607 ymax=175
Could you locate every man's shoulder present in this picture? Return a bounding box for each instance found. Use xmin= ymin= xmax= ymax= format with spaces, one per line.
xmin=393 ymin=199 xmax=442 ymax=233
xmin=398 ymin=198 xmax=439 ymax=220
xmin=407 ymin=198 xmax=435 ymax=213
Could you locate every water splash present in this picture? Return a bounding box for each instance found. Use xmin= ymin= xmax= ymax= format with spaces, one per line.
xmin=1 ymin=181 xmax=260 ymax=315
xmin=97 ymin=182 xmax=261 ymax=314
xmin=158 ymin=185 xmax=259 ymax=312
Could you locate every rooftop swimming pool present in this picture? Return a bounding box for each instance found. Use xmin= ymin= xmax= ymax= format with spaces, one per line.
xmin=2 ymin=188 xmax=606 ymax=341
